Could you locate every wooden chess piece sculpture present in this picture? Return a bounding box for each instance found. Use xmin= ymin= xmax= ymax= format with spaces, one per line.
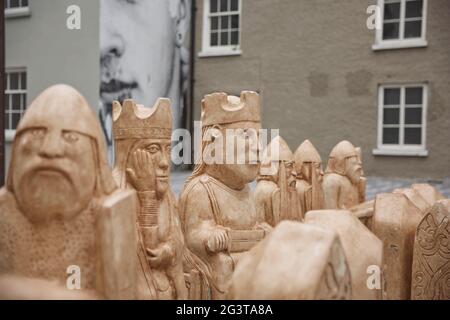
xmin=255 ymin=136 xmax=301 ymax=226
xmin=227 ymin=221 xmax=352 ymax=300
xmin=112 ymin=99 xmax=187 ymax=300
xmin=305 ymin=210 xmax=382 ymax=300
xmin=0 ymin=85 xmax=137 ymax=299
xmin=323 ymin=141 xmax=364 ymax=210
xmin=294 ymin=140 xmax=324 ymax=218
xmin=372 ymin=193 xmax=423 ymax=300
xmin=355 ymin=147 xmax=366 ymax=203
xmin=179 ymin=92 xmax=272 ymax=300
xmin=411 ymin=199 xmax=450 ymax=300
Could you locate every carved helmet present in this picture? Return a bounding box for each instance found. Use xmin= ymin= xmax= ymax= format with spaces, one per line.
xmin=326 ymin=140 xmax=359 ymax=176
xmin=294 ymin=140 xmax=322 ymax=174
xmin=260 ymin=135 xmax=293 ymax=177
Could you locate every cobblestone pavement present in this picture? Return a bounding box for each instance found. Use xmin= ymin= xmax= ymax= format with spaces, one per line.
xmin=171 ymin=170 xmax=450 ymax=200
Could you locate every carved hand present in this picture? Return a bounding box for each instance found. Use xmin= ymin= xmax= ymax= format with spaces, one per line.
xmin=126 ymin=149 xmax=157 ymax=192
xmin=147 ymin=242 xmax=173 ymax=269
xmin=205 ymin=227 xmax=230 ymax=254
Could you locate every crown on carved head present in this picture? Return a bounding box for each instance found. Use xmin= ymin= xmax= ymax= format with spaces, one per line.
xmin=113 ymin=98 xmax=172 ymax=140
xmin=201 ymin=91 xmax=261 ymax=127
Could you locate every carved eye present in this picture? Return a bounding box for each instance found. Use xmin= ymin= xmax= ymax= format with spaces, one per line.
xmin=62 ymin=131 xmax=80 ymax=143
xmin=147 ymin=144 xmax=160 ymax=154
xmin=30 ymin=128 xmax=46 ymax=138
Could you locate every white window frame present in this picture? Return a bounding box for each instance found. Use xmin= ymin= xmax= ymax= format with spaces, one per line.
xmin=373 ymin=0 xmax=427 ymax=51
xmin=373 ymin=83 xmax=428 ymax=157
xmin=5 ymin=0 xmax=31 ymax=18
xmin=199 ymin=0 xmax=242 ymax=58
xmin=4 ymin=67 xmax=27 ymax=142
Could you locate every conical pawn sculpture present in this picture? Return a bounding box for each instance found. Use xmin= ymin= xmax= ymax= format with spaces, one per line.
xmin=255 ymin=135 xmax=301 ymax=226
xmin=294 ymin=140 xmax=324 ymax=217
xmin=179 ymin=91 xmax=272 ymax=300
xmin=323 ymin=141 xmax=364 ymax=210
xmin=0 ymin=85 xmax=137 ymax=299
xmin=112 ymin=99 xmax=187 ymax=300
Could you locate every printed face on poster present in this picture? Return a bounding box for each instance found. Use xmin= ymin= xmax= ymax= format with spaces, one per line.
xmin=99 ymin=0 xmax=191 ymax=147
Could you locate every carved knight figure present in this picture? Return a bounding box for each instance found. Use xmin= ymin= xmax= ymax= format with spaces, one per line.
xmin=0 ymin=85 xmax=137 ymax=299
xmin=294 ymin=140 xmax=324 ymax=217
xmin=112 ymin=99 xmax=187 ymax=300
xmin=179 ymin=92 xmax=272 ymax=300
xmin=323 ymin=141 xmax=364 ymax=210
xmin=255 ymin=136 xmax=301 ymax=226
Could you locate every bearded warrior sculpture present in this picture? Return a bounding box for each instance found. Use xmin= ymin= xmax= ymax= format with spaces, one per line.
xmin=255 ymin=136 xmax=301 ymax=226
xmin=294 ymin=140 xmax=324 ymax=217
xmin=0 ymin=85 xmax=137 ymax=299
xmin=112 ymin=99 xmax=187 ymax=300
xmin=179 ymin=92 xmax=272 ymax=299
xmin=323 ymin=141 xmax=364 ymax=210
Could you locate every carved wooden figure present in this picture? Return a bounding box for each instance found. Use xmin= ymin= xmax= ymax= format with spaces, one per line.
xmin=228 ymin=221 xmax=352 ymax=300
xmin=294 ymin=140 xmax=324 ymax=218
xmin=255 ymin=135 xmax=301 ymax=226
xmin=305 ymin=210 xmax=382 ymax=300
xmin=0 ymin=85 xmax=137 ymax=299
xmin=412 ymin=200 xmax=450 ymax=300
xmin=372 ymin=193 xmax=423 ymax=300
xmin=355 ymin=147 xmax=366 ymax=203
xmin=112 ymin=99 xmax=187 ymax=300
xmin=323 ymin=141 xmax=364 ymax=210
xmin=179 ymin=92 xmax=272 ymax=300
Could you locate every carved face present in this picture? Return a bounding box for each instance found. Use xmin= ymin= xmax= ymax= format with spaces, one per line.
xmin=344 ymin=156 xmax=362 ymax=185
xmin=302 ymin=162 xmax=324 ymax=184
xmin=12 ymin=127 xmax=96 ymax=223
xmin=129 ymin=139 xmax=171 ymax=199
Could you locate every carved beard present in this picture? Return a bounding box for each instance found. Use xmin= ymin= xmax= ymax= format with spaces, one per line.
xmin=155 ymin=177 xmax=169 ymax=200
xmin=310 ymin=165 xmax=324 ymax=211
xmin=15 ymin=168 xmax=87 ymax=224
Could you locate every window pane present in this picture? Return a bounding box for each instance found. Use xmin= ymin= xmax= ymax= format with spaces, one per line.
xmin=221 ymin=15 xmax=229 ymax=29
xmin=383 ymin=128 xmax=400 ymax=144
xmin=231 ymin=31 xmax=239 ymax=45
xmin=383 ymin=108 xmax=400 ymax=125
xmin=210 ymin=0 xmax=218 ymax=13
xmin=384 ymin=2 xmax=400 ymax=20
xmin=5 ymin=94 xmax=10 ymax=110
xmin=211 ymin=16 xmax=218 ymax=30
xmin=221 ymin=31 xmax=229 ymax=45
xmin=384 ymin=88 xmax=400 ymax=105
xmin=10 ymin=73 xmax=19 ymax=90
xmin=4 ymin=115 xmax=9 ymax=130
xmin=21 ymin=72 xmax=26 ymax=89
xmin=404 ymin=21 xmax=422 ymax=38
xmin=12 ymin=94 xmax=21 ymax=110
xmin=406 ymin=0 xmax=423 ymax=18
xmin=405 ymin=108 xmax=422 ymax=124
xmin=21 ymin=94 xmax=27 ymax=109
xmin=231 ymin=14 xmax=239 ymax=28
xmin=404 ymin=128 xmax=422 ymax=145
xmin=405 ymin=87 xmax=423 ymax=105
xmin=12 ymin=113 xmax=21 ymax=130
xmin=383 ymin=22 xmax=400 ymax=40
xmin=23 ymin=0 xmax=29 ymax=7
xmin=220 ymin=0 xmax=228 ymax=12
xmin=10 ymin=0 xmax=20 ymax=8
xmin=230 ymin=0 xmax=238 ymax=11
xmin=210 ymin=31 xmax=218 ymax=46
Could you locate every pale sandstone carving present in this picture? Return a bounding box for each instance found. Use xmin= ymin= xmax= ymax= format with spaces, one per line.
xmin=112 ymin=99 xmax=187 ymax=300
xmin=227 ymin=221 xmax=352 ymax=300
xmin=355 ymin=147 xmax=366 ymax=203
xmin=0 ymin=85 xmax=137 ymax=299
xmin=179 ymin=92 xmax=272 ymax=299
xmin=372 ymin=193 xmax=423 ymax=300
xmin=305 ymin=210 xmax=382 ymax=300
xmin=323 ymin=141 xmax=364 ymax=210
xmin=255 ymin=136 xmax=301 ymax=226
xmin=412 ymin=199 xmax=450 ymax=300
xmin=294 ymin=140 xmax=324 ymax=217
